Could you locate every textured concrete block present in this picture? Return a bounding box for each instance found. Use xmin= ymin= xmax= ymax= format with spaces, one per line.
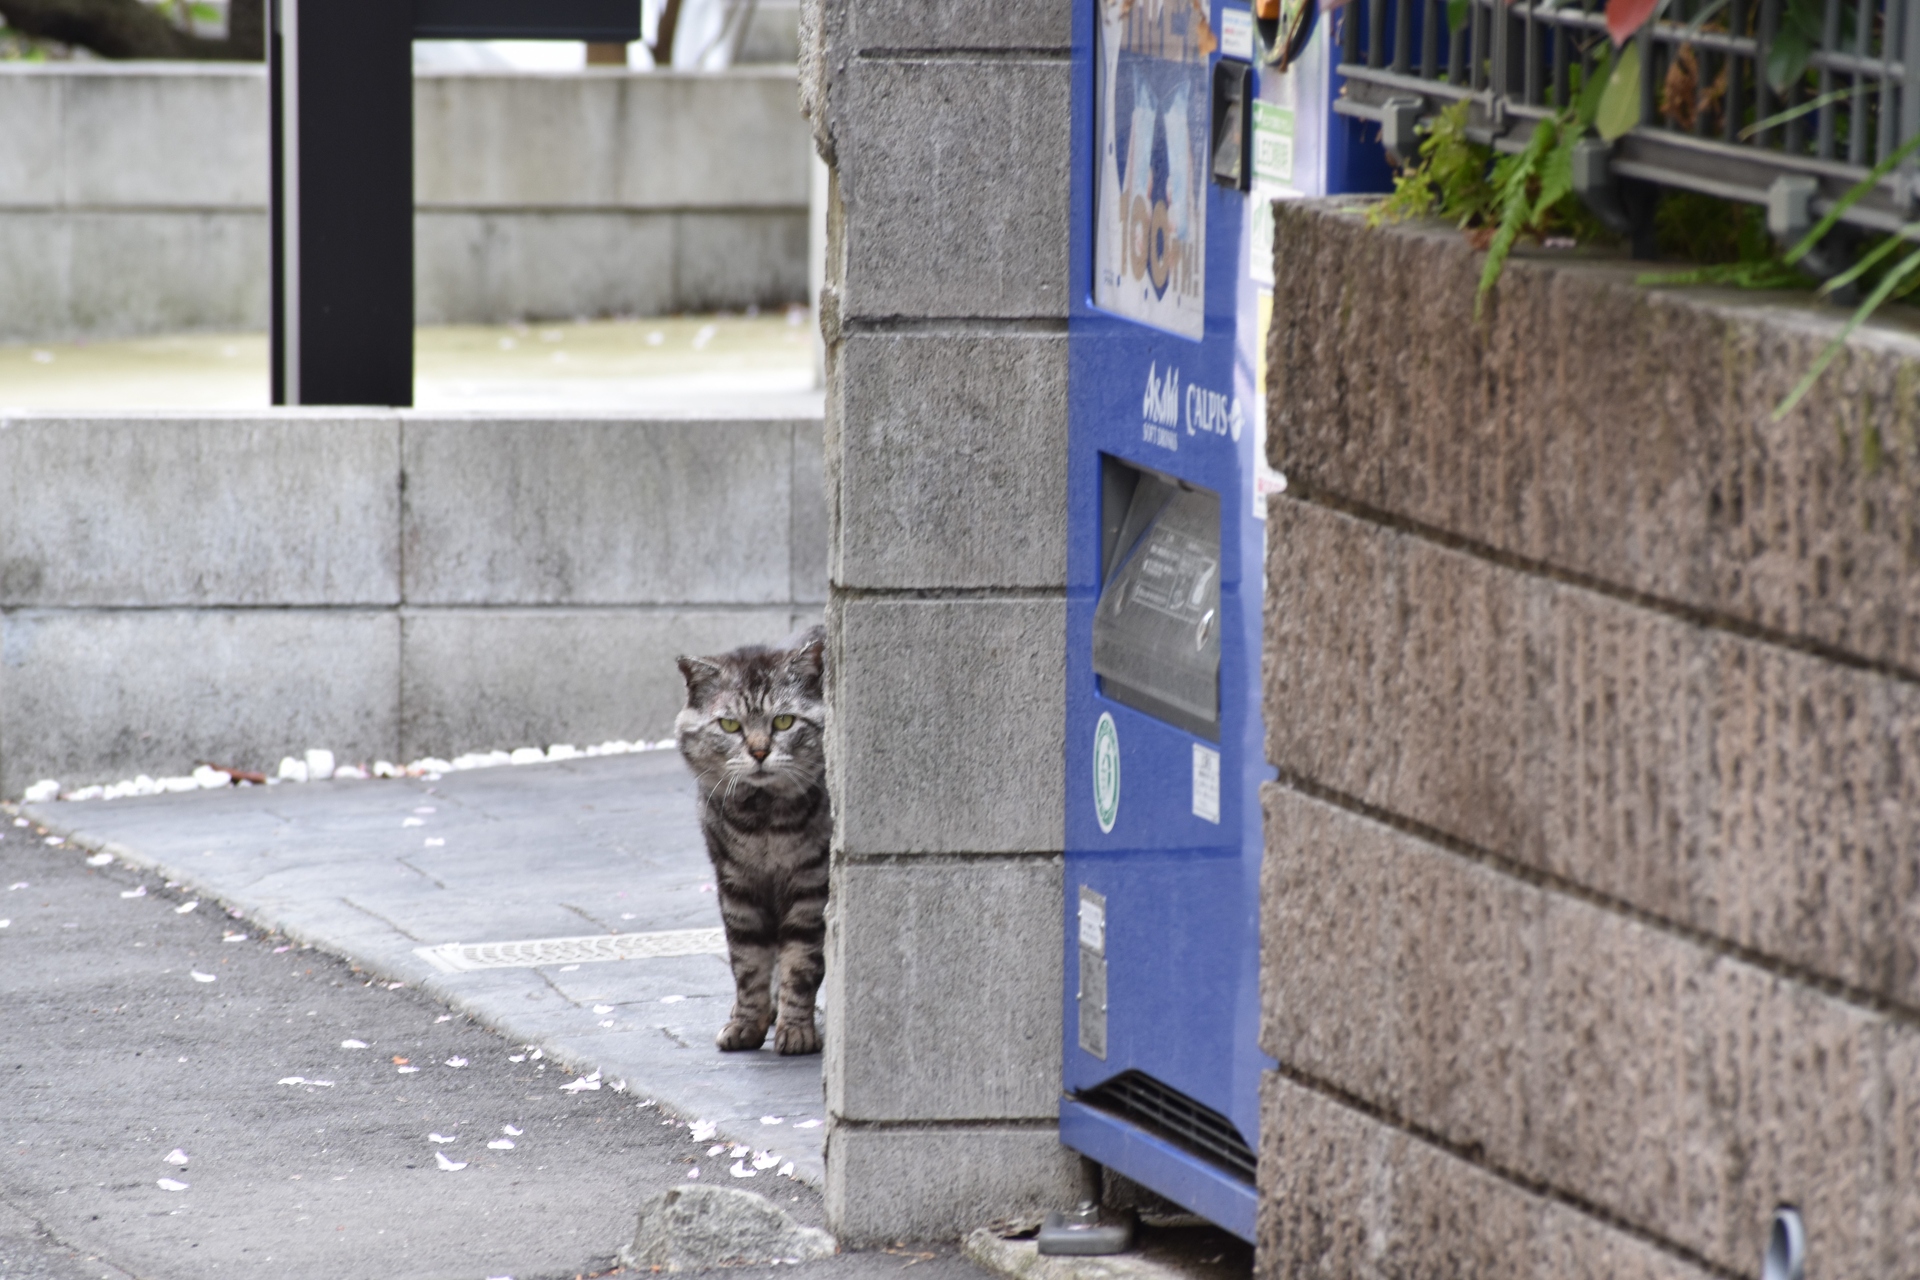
xmin=1258 ymin=1074 xmax=1717 ymax=1280
xmin=827 ymin=596 xmax=1064 ymax=854
xmin=825 ymin=855 xmax=1061 ymax=1121
xmin=1260 ymin=785 xmax=1910 ymax=1277
xmin=1267 ymin=201 xmax=1920 ymax=673
xmin=831 ymin=59 xmax=1069 ymax=320
xmin=673 ymin=210 xmax=811 ymax=311
xmin=398 ymin=608 xmax=798 ymax=760
xmin=402 ymin=416 xmax=801 ymax=606
xmin=67 ymin=211 xmax=268 ymax=337
xmin=0 ymin=72 xmax=64 ymax=205
xmin=835 ymin=332 xmax=1066 ymax=589
xmin=413 ymin=70 xmax=809 ymax=210
xmin=0 ymin=609 xmax=399 ymax=796
xmin=823 ymin=0 xmax=1069 ymax=52
xmin=1264 ymin=499 xmax=1920 ymax=1010
xmin=414 ymin=212 xmax=678 ymax=324
xmin=59 ymin=67 xmax=266 ymax=207
xmin=823 ymin=1124 xmax=1079 ymax=1245
xmin=0 ymin=414 xmax=399 ymax=607
xmin=0 ymin=215 xmax=74 ymax=342
xmin=791 ymin=420 xmax=829 ymax=604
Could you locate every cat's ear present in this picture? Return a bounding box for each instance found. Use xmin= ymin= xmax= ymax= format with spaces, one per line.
xmin=785 ymin=628 xmax=826 ymax=697
xmin=677 ymin=655 xmax=725 ymax=705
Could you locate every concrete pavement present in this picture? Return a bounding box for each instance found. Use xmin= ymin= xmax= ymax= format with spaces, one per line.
xmin=19 ymin=748 xmax=828 ymax=1185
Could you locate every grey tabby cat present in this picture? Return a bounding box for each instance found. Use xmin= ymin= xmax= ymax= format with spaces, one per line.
xmin=674 ymin=626 xmax=831 ymax=1055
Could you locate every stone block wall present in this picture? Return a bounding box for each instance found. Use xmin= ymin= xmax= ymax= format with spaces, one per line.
xmin=0 ymin=412 xmax=824 ymax=798
xmin=0 ymin=65 xmax=809 ymax=341
xmin=1259 ymin=203 xmax=1920 ymax=1278
xmin=803 ymin=0 xmax=1081 ymax=1244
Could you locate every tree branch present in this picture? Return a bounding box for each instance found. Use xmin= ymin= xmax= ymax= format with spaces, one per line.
xmin=0 ymin=0 xmax=262 ymax=59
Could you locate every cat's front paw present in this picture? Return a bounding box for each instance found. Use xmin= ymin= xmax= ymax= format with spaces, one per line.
xmin=716 ymin=1017 xmax=770 ymax=1051
xmin=773 ymin=1018 xmax=821 ymax=1055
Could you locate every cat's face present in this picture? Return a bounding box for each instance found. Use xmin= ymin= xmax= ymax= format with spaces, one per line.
xmin=674 ymin=629 xmax=826 ymax=799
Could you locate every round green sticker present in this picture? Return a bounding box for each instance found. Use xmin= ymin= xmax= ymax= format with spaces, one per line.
xmin=1093 ymin=712 xmax=1120 ymax=834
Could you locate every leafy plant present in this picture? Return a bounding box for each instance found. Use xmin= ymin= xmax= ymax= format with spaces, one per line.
xmin=1370 ymin=52 xmax=1614 ymax=316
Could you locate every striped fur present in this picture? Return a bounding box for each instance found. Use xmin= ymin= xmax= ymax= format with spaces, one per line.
xmin=674 ymin=626 xmax=830 ymax=1055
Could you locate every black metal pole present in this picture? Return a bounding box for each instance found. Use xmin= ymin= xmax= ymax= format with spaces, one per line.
xmin=273 ymin=0 xmax=414 ymax=407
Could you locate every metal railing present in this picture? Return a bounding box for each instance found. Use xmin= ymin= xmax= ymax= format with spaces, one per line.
xmin=1333 ymin=0 xmax=1920 ymax=244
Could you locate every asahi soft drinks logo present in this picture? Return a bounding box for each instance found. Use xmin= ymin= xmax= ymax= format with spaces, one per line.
xmin=1142 ymin=362 xmax=1243 ymax=451
xmin=1142 ymin=362 xmax=1180 ymax=449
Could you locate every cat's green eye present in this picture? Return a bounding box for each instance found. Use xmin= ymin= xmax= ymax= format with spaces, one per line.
xmin=718 ymin=717 xmax=742 ymax=733
xmin=772 ymin=714 xmax=795 ymax=731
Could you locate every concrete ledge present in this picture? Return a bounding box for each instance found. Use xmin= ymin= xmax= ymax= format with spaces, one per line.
xmin=0 ymin=412 xmax=824 ymax=794
xmin=1258 ymin=1074 xmax=1717 ymax=1280
xmin=1269 ymin=201 xmax=1920 ymax=675
xmin=402 ymin=417 xmax=810 ymax=605
xmin=822 ymin=1124 xmax=1080 ymax=1245
xmin=399 ymin=607 xmax=811 ymax=761
xmin=1261 ymin=784 xmax=1914 ymax=1278
xmin=1264 ymin=498 xmax=1920 ymax=1011
xmin=0 ymin=66 xmax=811 ymax=337
xmin=0 ymin=412 xmax=399 ymax=607
xmin=0 ymin=609 xmax=400 ymax=797
xmin=825 ymin=855 xmax=1062 ymax=1122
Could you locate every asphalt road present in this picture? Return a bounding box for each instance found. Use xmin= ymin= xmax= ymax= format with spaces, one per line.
xmin=0 ymin=811 xmax=986 ymax=1280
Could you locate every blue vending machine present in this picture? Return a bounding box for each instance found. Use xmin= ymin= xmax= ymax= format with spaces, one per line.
xmin=1059 ymin=0 xmax=1390 ymax=1244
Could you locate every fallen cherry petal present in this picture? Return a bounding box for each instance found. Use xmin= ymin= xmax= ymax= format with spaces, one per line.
xmin=278 ymin=1077 xmax=306 ymax=1086
xmin=341 ymin=1039 xmax=368 ymax=1049
xmin=488 ymin=1138 xmax=514 ymax=1150
xmin=120 ymin=886 xmax=147 ymax=899
xmin=434 ymin=1151 xmax=466 ymax=1172
xmin=273 ymin=945 xmax=291 ymax=953
xmin=85 ymin=853 xmax=112 ymax=867
xmin=429 ymin=1133 xmax=456 ymax=1143
xmin=687 ymin=1167 xmax=700 ymax=1179
xmin=592 ymin=1004 xmax=614 ymax=1014
xmin=444 ymin=1057 xmax=467 ymax=1068
xmin=793 ymin=1119 xmax=822 ymax=1129
xmin=729 ymin=1160 xmax=756 ymax=1178
xmin=689 ymin=1120 xmax=717 ymax=1142
xmin=397 ymin=1066 xmax=420 ymax=1074
xmin=190 ymin=972 xmax=216 ymax=983
xmin=503 ymin=1125 xmax=523 ymax=1136
xmin=175 ymin=901 xmax=198 ymax=915
xmin=760 ymin=1116 xmax=784 ymax=1125
xmin=164 ymin=1149 xmax=189 ymax=1166
xmin=156 ymin=1178 xmax=189 ymax=1192
xmin=508 ymin=1054 xmax=525 ymax=1063
xmin=752 ymin=1152 xmax=780 ymax=1170
xmin=779 ymin=1162 xmax=796 ymax=1177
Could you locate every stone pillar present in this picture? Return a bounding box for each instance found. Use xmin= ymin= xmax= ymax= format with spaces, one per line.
xmin=1259 ymin=202 xmax=1920 ymax=1279
xmin=801 ymin=0 xmax=1082 ymax=1244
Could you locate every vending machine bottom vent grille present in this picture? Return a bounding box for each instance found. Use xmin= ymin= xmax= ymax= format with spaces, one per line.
xmin=1077 ymin=1072 xmax=1256 ymax=1183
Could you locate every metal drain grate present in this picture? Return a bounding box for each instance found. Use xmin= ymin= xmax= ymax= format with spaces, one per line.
xmin=1077 ymin=1070 xmax=1257 ymax=1183
xmin=414 ymin=928 xmax=727 ymax=973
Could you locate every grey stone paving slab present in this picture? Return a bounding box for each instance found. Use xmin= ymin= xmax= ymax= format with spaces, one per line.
xmin=23 ymin=749 xmax=827 ymax=1184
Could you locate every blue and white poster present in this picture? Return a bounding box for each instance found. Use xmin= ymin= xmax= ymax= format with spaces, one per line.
xmin=1095 ymin=0 xmax=1215 ymax=339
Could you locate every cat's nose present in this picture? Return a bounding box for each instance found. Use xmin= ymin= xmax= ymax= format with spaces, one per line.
xmin=747 ymin=741 xmax=770 ymax=761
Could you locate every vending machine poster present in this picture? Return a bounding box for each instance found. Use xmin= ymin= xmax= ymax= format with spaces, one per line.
xmin=1095 ymin=0 xmax=1216 ymax=339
